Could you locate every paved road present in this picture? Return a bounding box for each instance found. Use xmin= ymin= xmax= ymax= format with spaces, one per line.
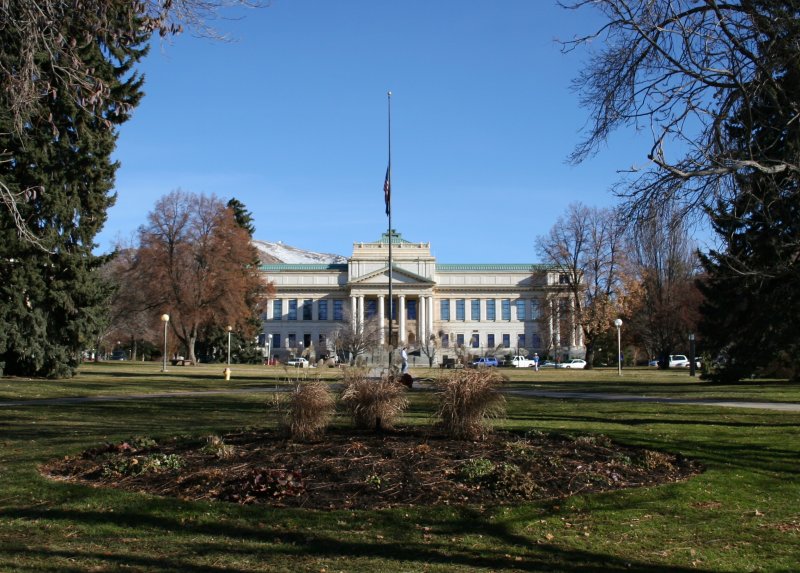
xmin=1 ymin=385 xmax=799 ymax=412
xmin=504 ymin=388 xmax=800 ymax=412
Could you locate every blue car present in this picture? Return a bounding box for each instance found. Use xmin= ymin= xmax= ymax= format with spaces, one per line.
xmin=471 ymin=357 xmax=499 ymax=367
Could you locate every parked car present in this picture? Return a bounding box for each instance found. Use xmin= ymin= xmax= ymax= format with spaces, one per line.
xmin=508 ymin=355 xmax=535 ymax=368
xmin=471 ymin=357 xmax=499 ymax=367
xmin=287 ymin=357 xmax=309 ymax=368
xmin=110 ymin=350 xmax=127 ymax=361
xmin=668 ymin=355 xmax=701 ymax=368
xmin=556 ymin=359 xmax=587 ymax=369
xmin=539 ymin=361 xmax=557 ymax=368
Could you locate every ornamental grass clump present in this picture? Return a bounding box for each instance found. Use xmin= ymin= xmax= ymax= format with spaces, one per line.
xmin=286 ymin=380 xmax=336 ymax=441
xmin=436 ymin=368 xmax=506 ymax=440
xmin=339 ymin=369 xmax=408 ymax=431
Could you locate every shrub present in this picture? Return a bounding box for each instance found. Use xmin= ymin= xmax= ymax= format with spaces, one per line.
xmin=202 ymin=435 xmax=236 ymax=459
xmin=101 ymin=453 xmax=184 ymax=477
xmin=339 ymin=371 xmax=408 ymax=431
xmin=459 ymin=458 xmax=495 ymax=483
xmin=436 ymin=368 xmax=506 ymax=440
xmin=286 ymin=380 xmax=335 ymax=441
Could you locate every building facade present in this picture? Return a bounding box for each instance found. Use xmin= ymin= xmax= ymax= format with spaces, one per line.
xmin=260 ymin=231 xmax=584 ymax=363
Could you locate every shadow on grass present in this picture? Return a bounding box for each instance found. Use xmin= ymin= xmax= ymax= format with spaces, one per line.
xmin=3 ymin=504 xmax=714 ymax=573
xmin=508 ymin=404 xmax=800 ymax=475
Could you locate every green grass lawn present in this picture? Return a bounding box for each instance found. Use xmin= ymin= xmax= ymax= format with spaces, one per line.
xmin=1 ymin=363 xmax=798 ymax=571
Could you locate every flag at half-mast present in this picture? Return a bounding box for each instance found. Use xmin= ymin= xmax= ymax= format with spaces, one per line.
xmin=383 ymin=164 xmax=391 ymax=216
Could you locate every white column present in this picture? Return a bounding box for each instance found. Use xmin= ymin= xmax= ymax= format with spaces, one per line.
xmin=418 ymin=295 xmax=426 ymax=342
xmin=422 ymin=296 xmax=434 ymax=340
xmin=358 ymin=295 xmax=365 ymax=333
xmin=378 ymin=295 xmax=385 ymax=344
xmin=266 ymin=298 xmax=274 ymax=320
xmin=312 ymin=298 xmax=318 ymax=321
xmin=398 ymin=295 xmax=406 ymax=343
xmin=549 ymin=298 xmax=555 ymax=350
xmin=350 ymin=296 xmax=357 ymax=331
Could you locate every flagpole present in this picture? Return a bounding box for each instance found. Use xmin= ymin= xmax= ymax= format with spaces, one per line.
xmin=386 ymin=90 xmax=393 ymax=371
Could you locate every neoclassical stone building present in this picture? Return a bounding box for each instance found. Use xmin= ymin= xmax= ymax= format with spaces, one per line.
xmin=260 ymin=231 xmax=584 ymax=363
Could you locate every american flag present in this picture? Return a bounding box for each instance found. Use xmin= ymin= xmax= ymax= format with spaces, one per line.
xmin=383 ymin=165 xmax=391 ymax=216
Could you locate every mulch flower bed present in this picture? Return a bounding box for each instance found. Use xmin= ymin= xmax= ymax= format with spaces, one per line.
xmin=42 ymin=427 xmax=701 ymax=510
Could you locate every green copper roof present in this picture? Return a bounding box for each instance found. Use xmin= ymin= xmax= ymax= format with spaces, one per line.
xmin=436 ymin=264 xmax=553 ymax=272
xmin=374 ymin=229 xmax=413 ymax=245
xmin=259 ymin=264 xmax=348 ymax=271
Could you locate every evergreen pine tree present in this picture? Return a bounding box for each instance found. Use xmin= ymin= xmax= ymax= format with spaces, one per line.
xmin=0 ymin=11 xmax=147 ymax=377
xmin=227 ymin=198 xmax=257 ymax=237
xmin=699 ymin=1 xmax=800 ymax=381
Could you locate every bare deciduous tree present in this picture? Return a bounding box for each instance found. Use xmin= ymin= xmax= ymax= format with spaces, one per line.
xmin=331 ymin=316 xmax=384 ymax=366
xmin=621 ymin=203 xmax=703 ymax=367
xmin=536 ymin=203 xmax=624 ymax=367
xmin=418 ymin=335 xmax=440 ymax=368
xmin=563 ymin=0 xmax=799 ymax=226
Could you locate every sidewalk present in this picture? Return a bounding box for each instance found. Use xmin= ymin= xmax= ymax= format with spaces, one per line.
xmin=2 ymin=385 xmax=799 ymax=412
xmin=505 ymin=388 xmax=800 ymax=412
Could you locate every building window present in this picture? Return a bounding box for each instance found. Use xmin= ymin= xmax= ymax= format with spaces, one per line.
xmin=532 ymin=333 xmax=542 ymax=348
xmin=456 ymin=299 xmax=465 ymax=321
xmin=518 ymin=334 xmax=526 ymax=349
xmin=501 ymin=299 xmax=511 ymax=321
xmin=441 ymin=299 xmax=450 ymax=321
xmin=303 ymin=333 xmax=311 ymax=348
xmin=471 ymin=333 xmax=479 ymax=348
xmin=272 ymin=333 xmax=281 ymax=350
xmin=287 ymin=333 xmax=296 ymax=348
xmin=530 ymin=299 xmax=539 ymax=320
xmin=502 ymin=333 xmax=510 ymax=348
xmin=486 ymin=299 xmax=496 ymax=321
xmin=559 ymin=273 xmax=570 ymax=285
xmin=407 ymin=299 xmax=417 ymax=320
xmin=442 ymin=333 xmax=450 ymax=348
xmin=487 ymin=333 xmax=495 ymax=348
xmin=288 ymin=299 xmax=298 ymax=321
xmin=456 ymin=333 xmax=465 ymax=346
xmin=471 ymin=299 xmax=480 ymax=321
xmin=273 ymin=299 xmax=282 ymax=320
xmin=516 ymin=299 xmax=526 ymax=321
xmin=302 ymin=299 xmax=312 ymax=321
xmin=318 ymin=300 xmax=328 ymax=321
xmin=366 ymin=299 xmax=377 ymax=319
xmin=333 ymin=300 xmax=344 ymax=321
xmin=318 ymin=334 xmax=326 ymax=351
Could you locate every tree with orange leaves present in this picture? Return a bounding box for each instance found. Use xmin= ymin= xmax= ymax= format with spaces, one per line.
xmin=123 ymin=190 xmax=270 ymax=363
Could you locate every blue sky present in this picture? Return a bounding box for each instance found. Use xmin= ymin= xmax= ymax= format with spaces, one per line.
xmin=103 ymin=1 xmax=650 ymax=263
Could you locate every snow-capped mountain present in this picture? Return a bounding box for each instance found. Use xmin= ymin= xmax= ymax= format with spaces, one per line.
xmin=252 ymin=240 xmax=347 ymax=265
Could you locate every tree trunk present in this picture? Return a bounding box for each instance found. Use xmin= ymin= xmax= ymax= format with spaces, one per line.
xmin=188 ymin=327 xmax=198 ymax=364
xmin=583 ymin=339 xmax=595 ymax=370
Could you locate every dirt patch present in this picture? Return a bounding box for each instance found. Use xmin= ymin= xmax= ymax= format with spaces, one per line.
xmin=42 ymin=427 xmax=701 ymax=510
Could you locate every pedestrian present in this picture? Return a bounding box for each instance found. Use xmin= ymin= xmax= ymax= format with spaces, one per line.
xmin=401 ymin=346 xmax=409 ymax=374
xmin=533 ymin=352 xmax=539 ymax=372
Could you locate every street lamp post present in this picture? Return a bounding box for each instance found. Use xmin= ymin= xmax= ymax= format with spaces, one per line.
xmin=160 ymin=314 xmax=170 ymax=372
xmin=689 ymin=333 xmax=696 ymax=377
xmin=614 ymin=318 xmax=623 ymax=377
xmin=226 ymin=325 xmax=233 ymax=366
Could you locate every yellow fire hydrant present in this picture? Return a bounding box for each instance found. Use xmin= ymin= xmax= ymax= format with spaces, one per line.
xmin=223 ymin=367 xmax=231 ymax=381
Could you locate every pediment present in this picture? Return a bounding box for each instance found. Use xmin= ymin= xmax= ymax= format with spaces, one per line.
xmin=349 ymin=265 xmax=434 ymax=286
